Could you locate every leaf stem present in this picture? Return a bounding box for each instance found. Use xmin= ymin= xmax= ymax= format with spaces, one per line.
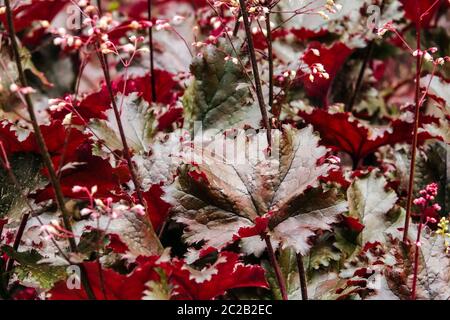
xmin=3 ymin=0 xmax=96 ymax=299
xmin=96 ymin=53 xmax=138 ymax=202
xmin=403 ymin=0 xmax=423 ymax=243
xmin=296 ymin=253 xmax=308 ymax=300
xmin=96 ymin=0 xmax=103 ymax=15
xmin=95 ymin=48 xmax=163 ymax=251
xmin=410 ymin=207 xmax=425 ymax=300
xmin=5 ymin=214 xmax=30 ymax=273
xmin=346 ymin=0 xmax=385 ymax=113
xmin=147 ymin=0 xmax=157 ymax=102
xmin=4 ymin=0 xmax=75 ymax=253
xmin=346 ymin=42 xmax=375 ymax=113
xmin=239 ymin=0 xmax=272 ymax=146
xmin=233 ymin=9 xmax=242 ymax=37
xmin=0 ymin=222 xmax=4 ymax=244
xmin=265 ymin=11 xmax=274 ymax=114
xmin=71 ymin=10 xmax=84 ymax=91
xmin=97 ymin=257 xmax=108 ymax=300
xmin=264 ymin=235 xmax=288 ymax=300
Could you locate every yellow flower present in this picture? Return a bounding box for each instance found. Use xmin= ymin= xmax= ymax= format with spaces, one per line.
xmin=436 ymin=217 xmax=450 ymax=254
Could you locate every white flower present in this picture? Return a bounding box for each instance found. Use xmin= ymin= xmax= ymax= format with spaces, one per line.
xmin=9 ymin=84 xmax=19 ymax=92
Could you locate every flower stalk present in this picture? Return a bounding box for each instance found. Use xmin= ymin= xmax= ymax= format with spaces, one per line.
xmin=95 ymin=49 xmax=162 ymax=250
xmin=240 ymin=0 xmax=286 ymax=300
xmin=147 ymin=0 xmax=157 ymax=102
xmin=346 ymin=0 xmax=385 ymax=113
xmin=410 ymin=214 xmax=424 ymax=300
xmin=233 ymin=9 xmax=242 ymax=36
xmin=264 ymin=235 xmax=288 ymax=300
xmin=296 ymin=253 xmax=308 ymax=300
xmin=3 ymin=0 xmax=96 ymax=300
xmin=410 ymin=183 xmax=440 ymax=300
xmin=94 ymin=2 xmax=162 ymax=252
xmin=265 ymin=11 xmax=274 ymax=113
xmin=403 ymin=0 xmax=424 ymax=243
xmin=239 ymin=0 xmax=272 ymax=146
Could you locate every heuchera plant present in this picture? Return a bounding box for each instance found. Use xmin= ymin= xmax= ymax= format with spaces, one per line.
xmin=0 ymin=0 xmax=448 ymax=300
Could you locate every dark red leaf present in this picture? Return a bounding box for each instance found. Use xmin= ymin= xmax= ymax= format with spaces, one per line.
xmin=399 ymin=0 xmax=443 ymax=28
xmin=0 ymin=0 xmax=68 ymax=33
xmin=290 ymin=28 xmax=328 ymax=41
xmin=107 ymin=234 xmax=129 ymax=254
xmin=67 ymin=71 xmax=181 ymax=126
xmin=233 ymin=216 xmax=269 ymax=240
xmin=50 ymin=252 xmax=267 ymax=300
xmin=142 ymin=185 xmax=171 ymax=232
xmin=49 ymin=261 xmax=154 ymax=300
xmin=299 ymin=109 xmax=438 ymax=163
xmin=34 ymin=143 xmax=130 ymax=203
xmin=343 ymin=216 xmax=365 ymax=233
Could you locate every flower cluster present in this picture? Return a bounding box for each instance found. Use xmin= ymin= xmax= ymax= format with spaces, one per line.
xmin=413 ymin=183 xmax=441 ymax=211
xmin=436 ymin=218 xmax=450 ymax=254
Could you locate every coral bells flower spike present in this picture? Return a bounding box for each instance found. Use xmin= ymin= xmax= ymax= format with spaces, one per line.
xmin=411 ymin=183 xmax=443 ymax=300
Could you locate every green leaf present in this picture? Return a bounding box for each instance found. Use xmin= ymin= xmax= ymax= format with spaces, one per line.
xmin=0 ymin=153 xmax=42 ymax=222
xmin=183 ymin=42 xmax=262 ymax=136
xmin=77 ymin=229 xmax=107 ymax=257
xmin=415 ymin=143 xmax=448 ymax=214
xmin=1 ymin=246 xmax=43 ymax=265
xmin=1 ymin=245 xmax=67 ymax=289
xmin=308 ymin=233 xmax=341 ymax=271
xmin=333 ymin=227 xmax=358 ymax=260
xmin=347 ymin=170 xmax=398 ymax=244
xmin=370 ymin=232 xmax=450 ymax=300
xmin=0 ymin=43 xmax=51 ymax=112
xmin=90 ymin=93 xmax=157 ymax=154
xmin=15 ymin=264 xmax=67 ymax=290
xmin=105 ymin=209 xmax=161 ymax=256
xmin=165 ymin=126 xmax=347 ymax=255
xmin=278 ymin=247 xmax=299 ymax=296
xmin=143 ymin=268 xmax=173 ymax=300
xmin=261 ymin=260 xmax=283 ymax=300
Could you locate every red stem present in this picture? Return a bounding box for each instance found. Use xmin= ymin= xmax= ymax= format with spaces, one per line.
xmin=233 ymin=9 xmax=242 ymax=36
xmin=4 ymin=0 xmax=76 ymax=253
xmin=403 ymin=0 xmax=423 ymax=243
xmin=95 ymin=47 xmax=162 ymax=250
xmin=96 ymin=258 xmax=107 ymax=300
xmin=96 ymin=52 xmax=144 ymax=204
xmin=96 ymin=0 xmax=103 ymax=15
xmin=94 ymin=1 xmax=162 ymax=250
xmin=265 ymin=12 xmax=274 ymax=114
xmin=5 ymin=214 xmax=30 ymax=273
xmin=264 ymin=235 xmax=288 ymax=300
xmin=238 ymin=0 xmax=272 ymax=146
xmin=240 ymin=0 xmax=286 ymax=299
xmin=147 ymin=0 xmax=157 ymax=102
xmin=296 ymin=253 xmax=308 ymax=300
xmin=411 ymin=205 xmax=426 ymax=300
xmin=347 ymin=1 xmax=385 ymax=113
xmin=3 ymin=0 xmax=96 ymax=299
xmin=0 ymin=221 xmax=4 ymax=244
